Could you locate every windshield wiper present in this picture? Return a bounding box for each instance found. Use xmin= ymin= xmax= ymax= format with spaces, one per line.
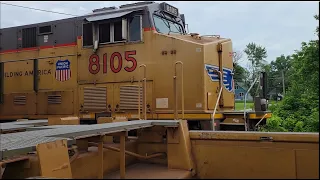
xmin=155 ymin=11 xmax=183 ymax=35
xmin=166 ymin=14 xmax=184 ymax=34
xmin=158 ymin=11 xmax=173 ymax=34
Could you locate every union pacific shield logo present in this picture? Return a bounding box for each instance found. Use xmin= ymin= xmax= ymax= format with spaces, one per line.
xmin=205 ymin=64 xmax=234 ymax=92
xmin=55 ymin=60 xmax=71 ymax=82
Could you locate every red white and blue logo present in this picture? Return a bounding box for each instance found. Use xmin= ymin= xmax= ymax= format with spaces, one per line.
xmin=205 ymin=64 xmax=234 ymax=92
xmin=55 ymin=60 xmax=71 ymax=82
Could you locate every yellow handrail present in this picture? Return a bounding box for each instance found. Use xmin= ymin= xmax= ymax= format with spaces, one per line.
xmin=173 ymin=61 xmax=184 ymax=120
xmin=212 ymin=69 xmax=223 ymax=131
xmin=138 ymin=64 xmax=147 ymax=120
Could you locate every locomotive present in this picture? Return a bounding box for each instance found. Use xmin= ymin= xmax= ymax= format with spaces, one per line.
xmin=0 ymin=1 xmax=271 ymax=130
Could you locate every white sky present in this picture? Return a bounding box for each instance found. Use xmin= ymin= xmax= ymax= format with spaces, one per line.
xmin=0 ymin=1 xmax=319 ymax=67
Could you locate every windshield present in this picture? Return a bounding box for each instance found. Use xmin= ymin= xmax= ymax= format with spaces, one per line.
xmin=153 ymin=15 xmax=183 ymax=34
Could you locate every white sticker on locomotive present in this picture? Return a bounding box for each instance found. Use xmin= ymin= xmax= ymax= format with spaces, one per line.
xmin=44 ymin=35 xmax=48 ymax=43
xmin=196 ymin=103 xmax=202 ymax=108
xmin=156 ymin=98 xmax=169 ymax=109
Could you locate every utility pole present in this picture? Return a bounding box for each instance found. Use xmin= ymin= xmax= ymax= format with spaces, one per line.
xmin=282 ymin=70 xmax=285 ymax=96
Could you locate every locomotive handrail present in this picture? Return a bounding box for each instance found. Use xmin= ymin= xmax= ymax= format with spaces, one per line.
xmin=201 ymin=35 xmax=221 ymax=39
xmin=255 ymin=113 xmax=268 ymax=129
xmin=173 ymin=61 xmax=184 ymax=120
xmin=138 ymin=64 xmax=147 ymax=120
xmin=244 ymin=75 xmax=259 ymax=131
xmin=211 ymin=69 xmax=223 ymax=131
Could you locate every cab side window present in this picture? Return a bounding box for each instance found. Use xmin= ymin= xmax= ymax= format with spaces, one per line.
xmin=128 ymin=16 xmax=142 ymax=42
xmin=114 ymin=21 xmax=123 ymax=42
xmin=82 ymin=15 xmax=142 ymax=47
xmin=83 ymin=23 xmax=93 ymax=46
xmin=99 ymin=23 xmax=111 ymax=43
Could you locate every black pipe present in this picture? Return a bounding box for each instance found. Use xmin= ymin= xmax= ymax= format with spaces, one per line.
xmin=0 ymin=62 xmax=3 ymax=104
xmin=260 ymin=72 xmax=268 ymax=99
xmin=33 ymin=59 xmax=38 ymax=93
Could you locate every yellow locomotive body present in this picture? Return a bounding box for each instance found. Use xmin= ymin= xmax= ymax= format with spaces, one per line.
xmin=0 ymin=3 xmax=318 ymax=180
xmin=0 ymin=2 xmax=270 ymax=130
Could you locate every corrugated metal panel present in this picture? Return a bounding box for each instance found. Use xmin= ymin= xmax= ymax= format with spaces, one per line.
xmin=48 ymin=95 xmax=62 ymax=104
xmin=85 ymin=11 xmax=133 ymax=22
xmin=83 ymin=87 xmax=107 ymax=110
xmin=120 ymin=85 xmax=142 ymax=110
xmin=13 ymin=95 xmax=26 ymax=105
xmin=0 ymin=120 xmax=179 ymax=160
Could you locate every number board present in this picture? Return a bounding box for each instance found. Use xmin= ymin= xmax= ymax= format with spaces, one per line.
xmin=160 ymin=3 xmax=179 ymax=17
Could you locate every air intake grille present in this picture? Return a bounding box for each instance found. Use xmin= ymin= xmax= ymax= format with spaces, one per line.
xmin=13 ymin=96 xmax=26 ymax=105
xmin=22 ymin=27 xmax=37 ymax=48
xmin=83 ymin=87 xmax=107 ymax=110
xmin=48 ymin=95 xmax=62 ymax=104
xmin=120 ymin=85 xmax=142 ymax=110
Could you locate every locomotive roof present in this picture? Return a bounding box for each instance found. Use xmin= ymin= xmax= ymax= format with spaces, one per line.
xmin=0 ymin=1 xmax=162 ymax=30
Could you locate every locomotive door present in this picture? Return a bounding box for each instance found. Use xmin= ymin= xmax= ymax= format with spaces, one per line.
xmin=37 ymin=56 xmax=75 ymax=115
xmin=38 ymin=58 xmax=54 ymax=90
xmin=1 ymin=60 xmax=36 ymax=116
xmin=219 ymin=41 xmax=235 ymax=108
xmin=47 ymin=56 xmax=75 ymax=115
xmin=36 ymin=57 xmax=55 ymax=115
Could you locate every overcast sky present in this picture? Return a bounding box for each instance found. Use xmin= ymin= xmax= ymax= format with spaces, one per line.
xmin=0 ymin=1 xmax=318 ymax=67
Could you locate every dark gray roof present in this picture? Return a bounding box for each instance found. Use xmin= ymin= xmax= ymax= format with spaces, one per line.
xmin=85 ymin=11 xmax=134 ymax=22
xmin=0 ymin=1 xmax=159 ymax=30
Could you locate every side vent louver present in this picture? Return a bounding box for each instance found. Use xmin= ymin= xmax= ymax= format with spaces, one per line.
xmin=13 ymin=96 xmax=26 ymax=105
xmin=48 ymin=95 xmax=62 ymax=104
xmin=120 ymin=85 xmax=142 ymax=110
xmin=83 ymin=87 xmax=107 ymax=110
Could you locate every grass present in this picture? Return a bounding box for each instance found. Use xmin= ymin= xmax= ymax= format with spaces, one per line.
xmin=235 ymin=100 xmax=278 ymax=111
xmin=235 ymin=101 xmax=254 ymax=110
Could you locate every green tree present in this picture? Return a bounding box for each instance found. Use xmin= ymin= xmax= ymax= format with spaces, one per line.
xmin=267 ymin=54 xmax=292 ymax=99
xmin=243 ymin=43 xmax=268 ymax=97
xmin=233 ymin=50 xmax=249 ymax=83
xmin=315 ymin=14 xmax=319 ymax=37
xmin=261 ymin=14 xmax=319 ymax=132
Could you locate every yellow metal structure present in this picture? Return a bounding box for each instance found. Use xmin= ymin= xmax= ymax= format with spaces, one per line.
xmin=2 ymin=2 xmax=316 ymax=179
xmin=0 ymin=12 xmax=268 ymax=130
xmin=36 ymin=139 xmax=72 ymax=178
xmin=0 ymin=30 xmax=231 ymax=116
xmin=0 ymin=120 xmax=318 ymax=179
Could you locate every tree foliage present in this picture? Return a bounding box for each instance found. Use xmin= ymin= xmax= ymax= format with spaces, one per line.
xmin=261 ymin=14 xmax=319 ymax=132
xmin=243 ymin=43 xmax=268 ymax=97
xmin=266 ymin=54 xmax=292 ymax=98
xmin=244 ymin=43 xmax=268 ymax=71
xmin=233 ymin=50 xmax=249 ymax=83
